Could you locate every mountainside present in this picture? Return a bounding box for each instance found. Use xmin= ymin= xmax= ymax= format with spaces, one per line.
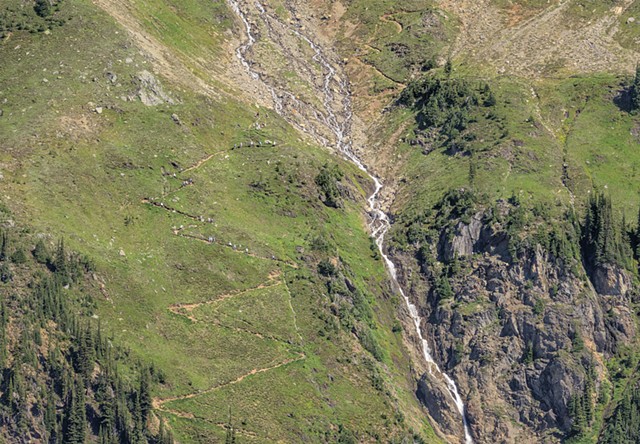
xmin=2 ymin=0 xmax=640 ymax=443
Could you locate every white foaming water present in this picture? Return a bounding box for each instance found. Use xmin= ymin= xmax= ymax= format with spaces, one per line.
xmin=226 ymin=1 xmax=473 ymax=442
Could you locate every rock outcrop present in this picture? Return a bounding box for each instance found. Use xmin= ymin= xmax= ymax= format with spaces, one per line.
xmin=417 ymin=372 xmax=465 ymax=440
xmin=394 ymin=211 xmax=636 ymax=443
xmin=129 ymin=70 xmax=175 ymax=106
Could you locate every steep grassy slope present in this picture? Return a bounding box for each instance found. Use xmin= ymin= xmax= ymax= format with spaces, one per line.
xmin=0 ymin=0 xmax=441 ymax=442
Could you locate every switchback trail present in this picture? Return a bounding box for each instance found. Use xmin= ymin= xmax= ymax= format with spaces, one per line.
xmin=167 ymin=271 xmax=282 ymax=322
xmin=152 ymin=353 xmax=306 ymax=416
xmin=144 ymin=143 xmax=306 ymax=427
xmin=153 ymin=259 xmax=304 ymax=422
xmin=142 ymin=143 xmax=299 ymax=268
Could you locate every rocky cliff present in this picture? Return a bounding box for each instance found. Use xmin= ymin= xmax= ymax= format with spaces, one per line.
xmin=391 ymin=199 xmax=638 ymax=443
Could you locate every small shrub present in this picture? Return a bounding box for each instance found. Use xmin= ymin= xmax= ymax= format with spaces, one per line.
xmin=317 ymin=259 xmax=336 ymax=277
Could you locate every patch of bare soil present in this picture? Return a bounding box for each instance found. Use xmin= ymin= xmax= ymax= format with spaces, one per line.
xmin=436 ymin=0 xmax=639 ymax=77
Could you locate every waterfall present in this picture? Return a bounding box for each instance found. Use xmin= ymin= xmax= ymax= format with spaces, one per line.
xmin=225 ymin=1 xmax=473 ymax=441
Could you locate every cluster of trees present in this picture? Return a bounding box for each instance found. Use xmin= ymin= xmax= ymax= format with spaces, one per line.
xmin=568 ymin=364 xmax=597 ymax=437
xmin=397 ymin=73 xmax=497 ymax=152
xmin=600 ymin=381 xmax=640 ymax=443
xmin=0 ymin=229 xmax=172 ymax=444
xmin=582 ymin=192 xmax=634 ymax=271
xmin=315 ymin=164 xmax=344 ymax=208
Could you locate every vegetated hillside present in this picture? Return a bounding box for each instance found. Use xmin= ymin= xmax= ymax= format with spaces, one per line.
xmin=3 ymin=0 xmax=640 ymax=443
xmin=292 ymin=0 xmax=640 ymax=442
xmin=0 ymin=218 xmax=173 ymax=444
xmin=368 ymin=19 xmax=640 ymax=444
xmin=0 ymin=0 xmax=443 ymax=443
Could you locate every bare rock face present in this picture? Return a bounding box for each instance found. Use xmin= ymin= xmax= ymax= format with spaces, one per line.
xmin=445 ymin=213 xmax=483 ymax=259
xmin=591 ymin=264 xmax=631 ymax=296
xmin=440 ymin=212 xmax=510 ymax=262
xmin=416 ymin=372 xmax=465 ymax=442
xmin=395 ymin=213 xmax=637 ymax=444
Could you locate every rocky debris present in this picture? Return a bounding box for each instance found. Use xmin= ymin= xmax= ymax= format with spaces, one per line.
xmin=130 ymin=70 xmax=175 ymax=106
xmin=439 ymin=0 xmax=639 ymax=77
xmin=106 ymin=71 xmax=117 ymax=84
xmin=171 ymin=113 xmax=182 ymax=125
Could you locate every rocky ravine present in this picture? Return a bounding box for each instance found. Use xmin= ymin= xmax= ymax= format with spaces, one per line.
xmin=225 ymin=0 xmax=477 ymax=442
xmin=391 ymin=207 xmax=636 ymax=443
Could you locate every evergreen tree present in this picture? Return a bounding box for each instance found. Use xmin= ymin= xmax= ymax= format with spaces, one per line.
xmin=444 ymin=59 xmax=452 ymax=77
xmin=94 ymin=371 xmax=114 ymax=436
xmin=0 ymin=230 xmax=8 ymax=261
xmin=34 ymin=0 xmax=52 ymax=18
xmin=0 ymin=301 xmax=7 ymax=370
xmin=10 ymin=248 xmax=27 ymax=264
xmin=54 ymin=238 xmax=69 ymax=284
xmin=139 ymin=367 xmax=152 ymax=424
xmin=74 ymin=324 xmax=95 ymax=378
xmin=434 ymin=273 xmax=453 ymax=300
xmin=158 ymin=418 xmax=174 ymax=444
xmin=45 ymin=389 xmax=58 ymax=444
xmin=0 ymin=262 xmax=11 ymax=283
xmin=632 ymin=63 xmax=640 ymax=113
xmin=225 ymin=426 xmax=236 ymax=444
xmin=33 ymin=239 xmax=49 ymax=264
xmin=63 ymin=378 xmax=87 ymax=444
xmin=225 ymin=408 xmax=236 ymax=444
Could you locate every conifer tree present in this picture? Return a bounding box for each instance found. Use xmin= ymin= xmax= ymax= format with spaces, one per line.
xmin=226 ymin=408 xmax=236 ymax=444
xmin=33 ymin=239 xmax=49 ymax=264
xmin=0 ymin=301 xmax=7 ymax=369
xmin=139 ymin=367 xmax=152 ymax=424
xmin=34 ymin=0 xmax=52 ymax=18
xmin=64 ymin=378 xmax=87 ymax=444
xmin=0 ymin=262 xmax=12 ymax=283
xmin=0 ymin=230 xmax=8 ymax=261
xmin=632 ymin=63 xmax=640 ymax=112
xmin=54 ymin=238 xmax=69 ymax=284
xmin=45 ymin=389 xmax=58 ymax=444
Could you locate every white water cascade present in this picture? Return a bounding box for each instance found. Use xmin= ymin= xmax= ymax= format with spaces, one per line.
xmin=226 ymin=1 xmax=473 ymax=442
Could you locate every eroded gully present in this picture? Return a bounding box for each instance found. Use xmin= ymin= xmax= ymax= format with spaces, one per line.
xmin=225 ymin=1 xmax=473 ymax=442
